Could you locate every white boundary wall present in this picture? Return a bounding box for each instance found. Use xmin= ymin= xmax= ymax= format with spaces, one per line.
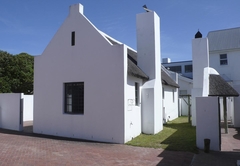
xmin=0 ymin=93 xmax=23 ymax=131
xmin=196 ymin=97 xmax=220 ymax=151
xmin=23 ymin=95 xmax=33 ymax=121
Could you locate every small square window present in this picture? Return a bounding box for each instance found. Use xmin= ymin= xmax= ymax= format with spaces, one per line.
xmin=220 ymin=54 xmax=227 ymax=65
xmin=185 ymin=65 xmax=192 ymax=73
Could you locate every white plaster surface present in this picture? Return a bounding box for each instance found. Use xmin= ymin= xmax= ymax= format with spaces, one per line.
xmin=233 ymin=85 xmax=240 ymax=127
xmin=34 ymin=4 xmax=126 ymax=143
xmin=23 ymin=95 xmax=33 ymax=121
xmin=191 ymin=38 xmax=210 ymax=126
xmin=196 ymin=97 xmax=220 ymax=151
xmin=162 ymin=85 xmax=178 ymax=122
xmin=137 ymin=11 xmax=162 ymax=134
xmin=124 ymin=75 xmax=142 ymax=142
xmin=0 ymin=93 xmax=23 ymax=131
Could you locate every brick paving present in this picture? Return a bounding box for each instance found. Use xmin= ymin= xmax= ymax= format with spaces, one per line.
xmin=1 ymin=123 xmax=239 ymax=166
xmin=0 ymin=130 xmax=194 ymax=166
xmin=191 ymin=128 xmax=240 ymax=166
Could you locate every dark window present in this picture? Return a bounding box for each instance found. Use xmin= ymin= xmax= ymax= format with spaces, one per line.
xmin=172 ymin=89 xmax=175 ymax=103
xmin=220 ymin=54 xmax=227 ymax=65
xmin=65 ymin=82 xmax=84 ymax=114
xmin=135 ymin=82 xmax=139 ymax=106
xmin=168 ymin=66 xmax=182 ymax=73
xmin=71 ymin=31 xmax=75 ymax=46
xmin=162 ymin=87 xmax=164 ymax=99
xmin=185 ymin=65 xmax=192 ymax=73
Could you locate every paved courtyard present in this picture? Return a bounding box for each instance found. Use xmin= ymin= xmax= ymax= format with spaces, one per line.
xmin=1 ymin=123 xmax=240 ymax=166
xmin=0 ymin=129 xmax=193 ymax=166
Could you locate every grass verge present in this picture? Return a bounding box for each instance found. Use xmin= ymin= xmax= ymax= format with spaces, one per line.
xmin=126 ymin=116 xmax=198 ymax=153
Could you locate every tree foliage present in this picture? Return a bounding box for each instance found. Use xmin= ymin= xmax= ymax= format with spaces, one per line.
xmin=0 ymin=50 xmax=34 ymax=94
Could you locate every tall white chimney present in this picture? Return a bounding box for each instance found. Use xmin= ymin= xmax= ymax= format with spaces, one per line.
xmin=136 ymin=11 xmax=162 ymax=134
xmin=191 ymin=31 xmax=210 ymax=126
xmin=137 ymin=12 xmax=161 ymax=80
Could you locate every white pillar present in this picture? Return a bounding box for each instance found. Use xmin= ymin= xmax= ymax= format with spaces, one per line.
xmin=191 ymin=37 xmax=209 ymax=126
xmin=137 ymin=11 xmax=162 ymax=134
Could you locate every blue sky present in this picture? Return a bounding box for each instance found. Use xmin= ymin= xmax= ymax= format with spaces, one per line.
xmin=1 ymin=1 xmax=240 ymax=61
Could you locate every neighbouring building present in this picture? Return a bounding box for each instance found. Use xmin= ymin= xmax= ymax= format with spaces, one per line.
xmin=162 ymin=58 xmax=193 ymax=79
xmin=33 ymin=3 xmax=179 ymax=143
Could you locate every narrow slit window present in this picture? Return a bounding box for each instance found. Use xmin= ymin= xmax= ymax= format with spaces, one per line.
xmin=71 ymin=31 xmax=75 ymax=46
xmin=135 ymin=82 xmax=139 ymax=106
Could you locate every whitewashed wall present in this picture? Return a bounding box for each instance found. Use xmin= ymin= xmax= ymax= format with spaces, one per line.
xmin=34 ymin=4 xmax=126 ymax=143
xmin=23 ymin=95 xmax=33 ymax=121
xmin=137 ymin=10 xmax=162 ymax=134
xmin=196 ymin=97 xmax=220 ymax=151
xmin=209 ymin=50 xmax=240 ymax=85
xmin=180 ymin=96 xmax=190 ymax=116
xmin=0 ymin=93 xmax=23 ymax=131
xmin=219 ymin=97 xmax=234 ymax=123
xmin=162 ymin=85 xmax=178 ymax=122
xmin=192 ymin=37 xmax=209 ymax=126
xmin=124 ymin=75 xmax=142 ymax=142
xmin=233 ymin=85 xmax=240 ymax=127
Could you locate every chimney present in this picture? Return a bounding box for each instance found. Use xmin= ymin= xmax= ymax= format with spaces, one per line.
xmin=191 ymin=31 xmax=209 ymax=126
xmin=69 ymin=3 xmax=84 ymax=16
xmin=136 ymin=11 xmax=163 ymax=134
xmin=136 ymin=11 xmax=161 ymax=80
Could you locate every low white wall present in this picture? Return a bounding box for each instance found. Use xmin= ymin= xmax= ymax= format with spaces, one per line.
xmin=162 ymin=85 xmax=178 ymax=122
xmin=180 ymin=96 xmax=189 ymax=116
xmin=0 ymin=93 xmax=23 ymax=131
xmin=196 ymin=97 xmax=220 ymax=151
xmin=23 ymin=95 xmax=33 ymax=121
xmin=124 ymin=75 xmax=142 ymax=142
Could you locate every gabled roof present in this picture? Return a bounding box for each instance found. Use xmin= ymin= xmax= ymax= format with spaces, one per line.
xmin=207 ymin=27 xmax=240 ymax=52
xmin=209 ymin=74 xmax=239 ymax=97
xmin=161 ymin=66 xmax=180 ymax=88
xmin=100 ymin=30 xmax=179 ymax=88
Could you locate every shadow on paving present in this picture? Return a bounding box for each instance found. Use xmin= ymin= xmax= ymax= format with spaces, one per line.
xmin=233 ymin=128 xmax=240 ymax=141
xmin=154 ymin=122 xmax=197 ymax=165
xmin=156 ymin=150 xmax=194 ymax=166
xmin=161 ymin=122 xmax=197 ymax=153
xmin=191 ymin=150 xmax=240 ymax=166
xmin=0 ymin=125 xmax=109 ymax=144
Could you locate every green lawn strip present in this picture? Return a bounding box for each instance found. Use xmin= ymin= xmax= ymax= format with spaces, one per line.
xmin=126 ymin=116 xmax=198 ymax=153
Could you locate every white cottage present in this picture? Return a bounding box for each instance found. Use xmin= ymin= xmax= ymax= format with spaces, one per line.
xmin=33 ymin=3 xmax=179 ymax=143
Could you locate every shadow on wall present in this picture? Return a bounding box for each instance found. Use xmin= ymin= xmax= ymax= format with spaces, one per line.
xmin=233 ymin=128 xmax=240 ymax=141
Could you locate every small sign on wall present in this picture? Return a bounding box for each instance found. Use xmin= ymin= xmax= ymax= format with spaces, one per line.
xmin=128 ymin=99 xmax=134 ymax=111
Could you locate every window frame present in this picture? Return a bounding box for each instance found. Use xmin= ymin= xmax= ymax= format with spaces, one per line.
xmin=172 ymin=89 xmax=175 ymax=103
xmin=135 ymin=82 xmax=139 ymax=106
xmin=64 ymin=82 xmax=84 ymax=115
xmin=184 ymin=65 xmax=192 ymax=73
xmin=220 ymin=54 xmax=228 ymax=65
xmin=168 ymin=66 xmax=182 ymax=73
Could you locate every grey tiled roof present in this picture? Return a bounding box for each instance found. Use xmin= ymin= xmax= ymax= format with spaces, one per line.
xmin=207 ymin=27 xmax=240 ymax=51
xmin=209 ymin=74 xmax=239 ymax=97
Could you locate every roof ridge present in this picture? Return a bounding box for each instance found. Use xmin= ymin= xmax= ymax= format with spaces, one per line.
xmin=207 ymin=27 xmax=240 ymax=36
